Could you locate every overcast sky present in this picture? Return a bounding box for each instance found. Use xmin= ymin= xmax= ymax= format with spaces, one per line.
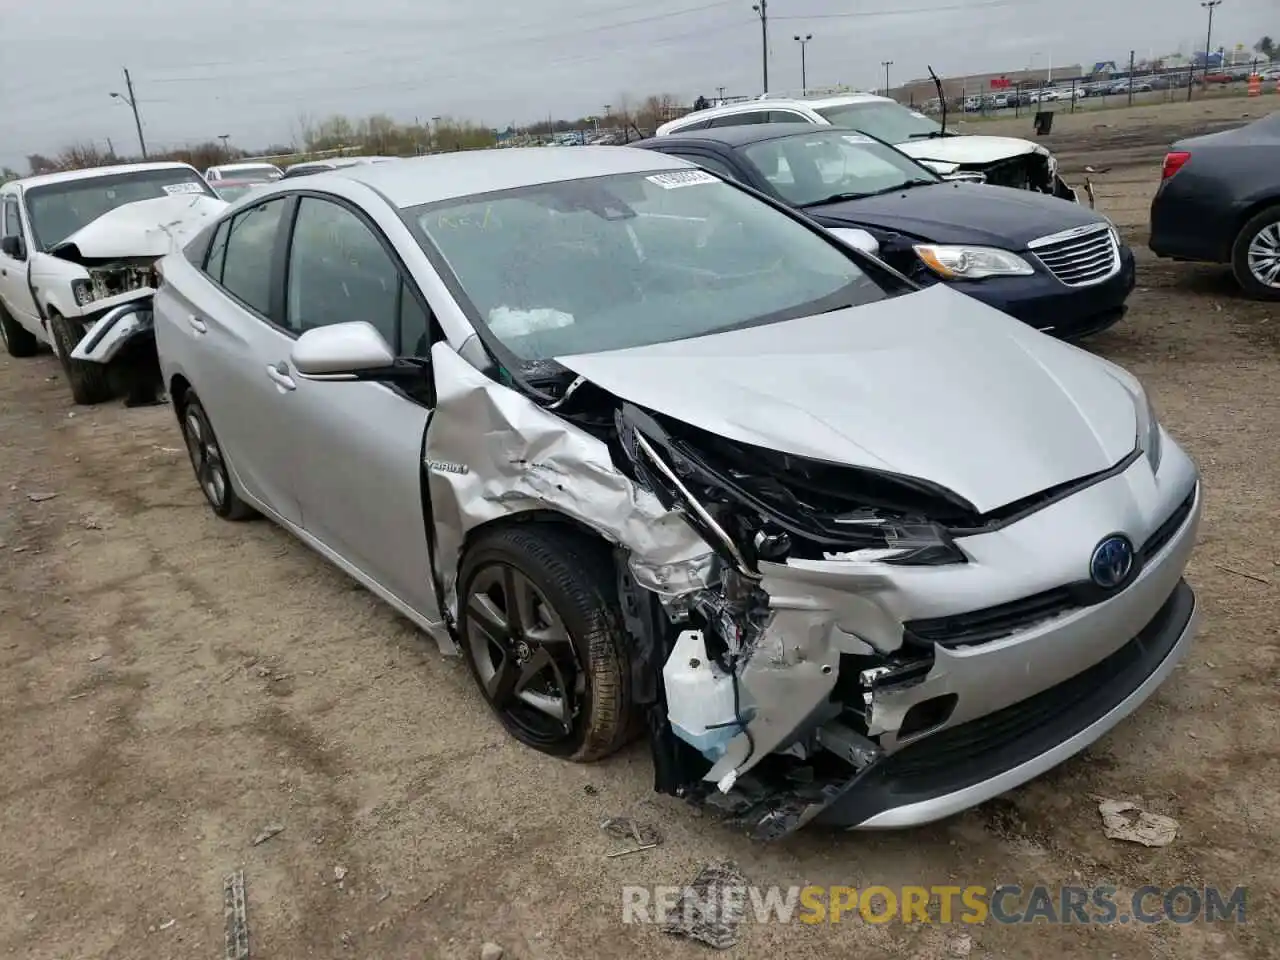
xmin=1 ymin=0 xmax=1274 ymax=169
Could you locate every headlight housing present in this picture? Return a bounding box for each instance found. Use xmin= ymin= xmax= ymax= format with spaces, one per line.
xmin=1133 ymin=385 xmax=1162 ymax=473
xmin=70 ymin=278 xmax=97 ymax=307
xmin=913 ymin=244 xmax=1036 ymax=280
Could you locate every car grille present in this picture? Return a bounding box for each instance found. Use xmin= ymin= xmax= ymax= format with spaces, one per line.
xmin=904 ymin=484 xmax=1198 ymax=648
xmin=1029 ymin=223 xmax=1120 ymax=287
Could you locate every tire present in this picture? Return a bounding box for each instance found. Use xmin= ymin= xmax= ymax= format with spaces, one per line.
xmin=177 ymin=392 xmax=257 ymax=521
xmin=0 ymin=302 xmax=39 ymax=358
xmin=48 ymin=311 xmax=113 ymax=404
xmin=457 ymin=524 xmax=636 ymax=762
xmin=1231 ymin=205 xmax=1280 ymax=301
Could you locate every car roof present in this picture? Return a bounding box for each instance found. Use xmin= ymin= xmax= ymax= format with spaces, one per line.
xmin=9 ymin=161 xmax=200 ymax=190
xmin=643 ymin=122 xmax=832 ymax=149
xmin=317 ymin=146 xmax=691 ymax=208
xmin=658 ymin=92 xmax=890 ymax=132
xmin=210 ymin=161 xmax=280 ymax=172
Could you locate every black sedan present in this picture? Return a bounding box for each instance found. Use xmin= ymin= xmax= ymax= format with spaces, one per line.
xmin=634 ymin=125 xmax=1136 ymax=340
xmin=1149 ymin=112 xmax=1280 ymax=300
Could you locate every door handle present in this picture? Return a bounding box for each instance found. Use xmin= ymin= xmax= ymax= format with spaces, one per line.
xmin=188 ymin=315 xmax=208 ymax=334
xmin=265 ymin=361 xmax=296 ymax=392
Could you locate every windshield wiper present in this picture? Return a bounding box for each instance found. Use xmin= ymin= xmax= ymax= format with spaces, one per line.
xmin=905 ymin=131 xmax=952 ymax=139
xmin=801 ymin=181 xmax=934 ymax=206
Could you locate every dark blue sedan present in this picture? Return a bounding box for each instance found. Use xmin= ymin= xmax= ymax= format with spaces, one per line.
xmin=634 ymin=125 xmax=1135 ymax=340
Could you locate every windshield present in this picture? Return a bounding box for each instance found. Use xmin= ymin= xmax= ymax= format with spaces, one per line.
xmin=24 ymin=168 xmax=216 ymax=249
xmin=410 ymin=170 xmax=893 ymax=363
xmin=742 ymin=131 xmax=938 ymax=207
xmin=814 ymin=101 xmax=942 ymax=143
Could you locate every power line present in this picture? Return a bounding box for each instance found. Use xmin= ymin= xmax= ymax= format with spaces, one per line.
xmin=772 ymin=0 xmax=1048 ymax=19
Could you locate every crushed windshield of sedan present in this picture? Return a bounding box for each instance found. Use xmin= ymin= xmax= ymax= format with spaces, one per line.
xmin=742 ymin=131 xmax=939 ymax=207
xmin=411 ymin=170 xmax=895 ymax=361
xmin=24 ymin=170 xmax=217 ymax=249
xmin=815 ymin=101 xmax=942 ymax=143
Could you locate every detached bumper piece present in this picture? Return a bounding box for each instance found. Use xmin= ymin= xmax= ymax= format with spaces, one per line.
xmin=70 ymin=303 xmax=154 ymax=364
xmin=697 ymin=580 xmax=1196 ymax=839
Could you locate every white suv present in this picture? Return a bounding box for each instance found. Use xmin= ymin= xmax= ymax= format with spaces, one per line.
xmin=0 ymin=162 xmax=226 ymax=404
xmin=656 ymin=92 xmax=1076 ymax=200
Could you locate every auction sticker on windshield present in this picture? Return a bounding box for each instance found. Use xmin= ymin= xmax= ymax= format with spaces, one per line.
xmin=646 ymin=170 xmax=719 ymax=189
xmin=163 ymin=182 xmax=205 ymax=195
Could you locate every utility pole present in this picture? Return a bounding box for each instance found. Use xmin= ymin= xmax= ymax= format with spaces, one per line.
xmin=106 ymin=137 xmax=115 ymax=159
xmin=1191 ymin=0 xmax=1222 ymax=101
xmin=716 ymin=85 xmax=726 ymax=103
xmin=109 ymin=68 xmax=148 ymax=159
xmin=752 ymin=1 xmax=769 ymax=94
xmin=794 ymin=34 xmax=813 ymax=93
xmin=1128 ymin=50 xmax=1135 ymax=105
xmin=881 ymin=60 xmax=894 ymax=96
xmin=218 ymin=134 xmax=231 ymax=159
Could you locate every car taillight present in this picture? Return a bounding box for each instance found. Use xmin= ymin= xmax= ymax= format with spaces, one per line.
xmin=1161 ymin=151 xmax=1190 ymax=180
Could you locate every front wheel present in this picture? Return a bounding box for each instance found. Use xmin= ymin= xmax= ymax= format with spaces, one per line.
xmin=457 ymin=525 xmax=637 ymax=762
xmin=1231 ymin=205 xmax=1280 ymax=301
xmin=48 ymin=311 xmax=113 ymax=404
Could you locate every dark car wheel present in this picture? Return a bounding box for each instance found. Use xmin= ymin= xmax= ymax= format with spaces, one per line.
xmin=457 ymin=525 xmax=636 ymax=762
xmin=0 ymin=302 xmax=39 ymax=358
xmin=179 ymin=393 xmax=256 ymax=521
xmin=1231 ymin=205 xmax=1280 ymax=301
xmin=48 ymin=311 xmax=113 ymax=404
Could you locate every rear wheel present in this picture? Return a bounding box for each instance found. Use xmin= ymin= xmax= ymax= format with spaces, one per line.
xmin=0 ymin=302 xmax=39 ymax=358
xmin=48 ymin=311 xmax=113 ymax=404
xmin=179 ymin=392 xmax=257 ymax=521
xmin=1231 ymin=205 xmax=1280 ymax=301
xmin=457 ymin=525 xmax=636 ymax=762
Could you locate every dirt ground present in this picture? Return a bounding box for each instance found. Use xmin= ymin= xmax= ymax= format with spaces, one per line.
xmin=2 ymin=99 xmax=1279 ymax=960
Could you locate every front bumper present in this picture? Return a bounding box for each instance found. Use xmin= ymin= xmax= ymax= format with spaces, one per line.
xmin=947 ymin=244 xmax=1136 ymax=340
xmin=818 ymin=578 xmax=1198 ymax=828
xmin=70 ymin=302 xmax=155 ymax=364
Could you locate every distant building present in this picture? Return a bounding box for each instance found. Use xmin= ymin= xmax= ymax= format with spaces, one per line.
xmin=897 ymin=65 xmax=1085 ymax=103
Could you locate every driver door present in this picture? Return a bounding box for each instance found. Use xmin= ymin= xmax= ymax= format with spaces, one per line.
xmin=281 ymin=196 xmax=439 ymax=621
xmin=0 ymin=194 xmax=41 ymax=334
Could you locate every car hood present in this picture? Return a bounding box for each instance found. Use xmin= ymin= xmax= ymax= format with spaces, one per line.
xmin=49 ymin=194 xmax=229 ymax=262
xmin=555 ymin=284 xmax=1138 ymax=514
xmin=896 ymin=134 xmax=1043 ymax=166
xmin=809 ymin=182 xmax=1107 ymax=247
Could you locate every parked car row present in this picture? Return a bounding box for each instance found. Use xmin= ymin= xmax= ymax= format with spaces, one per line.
xmin=0 ymin=138 xmax=1204 ymax=838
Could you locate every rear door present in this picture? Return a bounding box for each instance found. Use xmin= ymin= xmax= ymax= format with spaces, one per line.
xmin=173 ymin=195 xmax=304 ymax=523
xmin=279 ymin=194 xmax=438 ymax=619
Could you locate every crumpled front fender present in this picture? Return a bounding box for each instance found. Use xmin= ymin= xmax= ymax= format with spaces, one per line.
xmin=70 ymin=303 xmax=154 ymax=363
xmin=423 ymin=343 xmax=715 ymax=642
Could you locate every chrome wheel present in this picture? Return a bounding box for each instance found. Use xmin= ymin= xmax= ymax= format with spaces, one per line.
xmin=1247 ymin=222 xmax=1280 ymax=289
xmin=464 ymin=562 xmax=584 ymax=745
xmin=183 ymin=407 xmax=228 ymax=508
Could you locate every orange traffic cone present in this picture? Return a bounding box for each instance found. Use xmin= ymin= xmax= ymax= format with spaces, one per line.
xmin=1248 ymin=74 xmax=1261 ymax=97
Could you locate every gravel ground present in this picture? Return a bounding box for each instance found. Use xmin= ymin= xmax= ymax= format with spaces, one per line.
xmin=2 ymin=99 xmax=1278 ymax=959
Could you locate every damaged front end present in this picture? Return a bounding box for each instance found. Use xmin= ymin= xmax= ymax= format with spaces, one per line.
xmin=948 ymin=150 xmax=1078 ymax=203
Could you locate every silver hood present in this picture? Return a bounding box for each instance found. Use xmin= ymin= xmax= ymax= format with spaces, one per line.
xmin=555 ymin=284 xmax=1138 ymax=514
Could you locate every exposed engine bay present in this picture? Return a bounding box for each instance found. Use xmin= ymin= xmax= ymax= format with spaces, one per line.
xmin=67 ymin=257 xmax=160 ymax=310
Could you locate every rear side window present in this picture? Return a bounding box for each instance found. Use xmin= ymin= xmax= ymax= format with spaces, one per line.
xmin=219 ymin=199 xmax=289 ymax=316
xmin=708 ymin=111 xmax=769 ymax=127
xmin=767 ymin=110 xmax=812 ymax=124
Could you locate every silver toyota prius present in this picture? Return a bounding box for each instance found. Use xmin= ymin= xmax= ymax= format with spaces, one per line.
xmin=152 ymin=147 xmax=1201 ymax=838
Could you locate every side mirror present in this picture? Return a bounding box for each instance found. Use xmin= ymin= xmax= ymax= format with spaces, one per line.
xmin=291 ymin=321 xmax=397 ymax=380
xmin=828 ymin=227 xmax=881 ymax=258
xmin=1 ymin=235 xmax=25 ymax=260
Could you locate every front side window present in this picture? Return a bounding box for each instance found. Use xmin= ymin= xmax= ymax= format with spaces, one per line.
xmin=669 ymin=153 xmax=740 ymax=182
xmin=742 ymin=131 xmax=937 ymax=207
xmin=814 ymin=101 xmax=942 ymax=144
xmin=2 ymin=198 xmax=22 ymax=240
xmin=220 ymin=198 xmax=290 ymax=316
xmin=22 ymin=168 xmax=218 ymax=250
xmin=410 ymin=170 xmax=894 ymax=363
xmin=286 ymin=197 xmax=400 ymax=344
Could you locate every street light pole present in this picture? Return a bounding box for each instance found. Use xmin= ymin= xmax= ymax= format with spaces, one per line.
xmin=881 ymin=60 xmax=894 ymax=97
xmin=752 ymin=1 xmax=769 ymax=94
xmin=109 ymin=67 xmax=148 ymax=159
xmin=794 ymin=34 xmax=812 ymax=93
xmin=218 ymin=134 xmax=231 ymax=159
xmin=1190 ymin=0 xmax=1222 ymax=101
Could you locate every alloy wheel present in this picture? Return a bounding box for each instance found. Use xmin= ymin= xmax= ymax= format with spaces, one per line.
xmin=464 ymin=562 xmax=584 ymax=745
xmin=1247 ymin=222 xmax=1280 ymax=289
xmin=183 ymin=408 xmax=228 ymax=509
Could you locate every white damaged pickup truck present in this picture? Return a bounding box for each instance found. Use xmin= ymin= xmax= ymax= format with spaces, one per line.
xmin=0 ymin=162 xmax=227 ymax=405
